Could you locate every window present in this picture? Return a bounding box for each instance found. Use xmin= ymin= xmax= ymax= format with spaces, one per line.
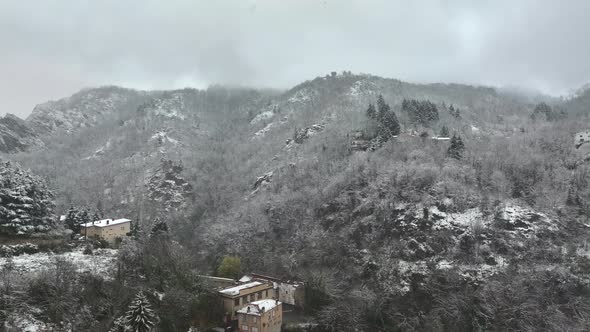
xmin=265 ymin=290 xmax=268 ymax=297
xmin=257 ymin=291 xmax=262 ymax=299
xmin=121 ymin=226 xmax=124 ymax=230
xmin=241 ymin=325 xmax=249 ymax=331
xmin=253 ymin=317 xmax=257 ymax=323
xmin=252 ymin=327 xmax=258 ymax=332
xmin=235 ymin=298 xmax=240 ymax=306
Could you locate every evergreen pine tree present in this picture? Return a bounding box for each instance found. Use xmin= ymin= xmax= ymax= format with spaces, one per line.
xmin=447 ymin=134 xmax=465 ymax=159
xmin=64 ymin=206 xmax=78 ymax=231
xmin=366 ymin=103 xmax=376 ymax=119
xmin=93 ymin=211 xmax=101 ymax=223
xmin=439 ymin=126 xmax=450 ymax=137
xmin=150 ymin=219 xmax=169 ymax=237
xmin=376 ymin=94 xmax=390 ymax=120
xmin=566 ymin=187 xmax=578 ymax=206
xmin=449 ymin=104 xmax=461 ymax=119
xmin=78 ymin=210 xmax=90 ymax=233
xmin=129 ymin=221 xmax=141 ymax=238
xmin=381 ymin=111 xmax=401 ymax=136
xmin=124 ymin=291 xmax=158 ymax=332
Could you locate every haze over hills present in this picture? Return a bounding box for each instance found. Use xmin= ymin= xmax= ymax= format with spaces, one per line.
xmin=2 ymin=72 xmax=587 ymax=155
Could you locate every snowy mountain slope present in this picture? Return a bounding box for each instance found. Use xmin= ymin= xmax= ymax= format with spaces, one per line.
xmin=5 ymin=72 xmax=583 ymax=228
xmin=0 ymin=114 xmax=42 ymax=153
xmin=26 ymin=86 xmax=145 ymax=135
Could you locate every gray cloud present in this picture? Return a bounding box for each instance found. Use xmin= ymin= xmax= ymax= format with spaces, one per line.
xmin=1 ymin=0 xmax=590 ymax=117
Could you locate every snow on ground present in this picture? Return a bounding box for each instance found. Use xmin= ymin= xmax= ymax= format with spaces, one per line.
xmin=288 ymin=88 xmax=314 ymax=104
xmin=0 ymin=247 xmax=118 ymax=277
xmin=6 ymin=312 xmax=45 ymax=332
xmin=250 ymin=110 xmax=275 ymax=124
xmin=348 ymin=79 xmax=377 ymax=98
xmin=150 ymin=130 xmax=179 ymax=145
xmin=148 ymin=93 xmax=187 ymax=120
xmin=434 ymin=207 xmax=485 ymax=229
xmin=82 ymin=139 xmax=112 ymax=160
xmin=253 ymin=122 xmax=276 ymax=138
xmin=500 ymin=204 xmax=558 ymax=232
xmin=432 ymin=203 xmax=556 ymax=235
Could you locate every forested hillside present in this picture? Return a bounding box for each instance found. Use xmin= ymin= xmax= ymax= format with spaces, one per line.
xmin=2 ymin=72 xmax=590 ymax=331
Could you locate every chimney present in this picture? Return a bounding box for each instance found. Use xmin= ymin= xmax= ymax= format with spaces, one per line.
xmin=247 ymin=306 xmax=250 ymax=313
xmin=106 ymin=219 xmax=110 ymax=225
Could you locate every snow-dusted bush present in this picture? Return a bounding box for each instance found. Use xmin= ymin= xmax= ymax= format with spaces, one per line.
xmin=0 ymin=243 xmax=39 ymax=257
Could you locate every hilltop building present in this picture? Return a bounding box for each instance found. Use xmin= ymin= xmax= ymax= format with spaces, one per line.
xmin=80 ymin=218 xmax=131 ymax=244
xmin=237 ymin=299 xmax=282 ymax=332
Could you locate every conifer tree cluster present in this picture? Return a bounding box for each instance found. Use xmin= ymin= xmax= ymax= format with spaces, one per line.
xmin=531 ymin=102 xmax=566 ymax=121
xmin=448 ymin=104 xmax=461 ymax=119
xmin=366 ymin=94 xmax=400 ymax=138
xmin=447 ymin=133 xmax=465 ymax=159
xmin=439 ymin=125 xmax=450 ymax=137
xmin=64 ymin=206 xmax=100 ymax=233
xmin=150 ymin=219 xmax=169 ymax=237
xmin=402 ymin=99 xmax=440 ymax=127
xmin=0 ymin=161 xmax=55 ymax=235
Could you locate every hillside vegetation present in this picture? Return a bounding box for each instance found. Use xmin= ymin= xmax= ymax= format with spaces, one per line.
xmin=1 ymin=72 xmax=590 ymax=331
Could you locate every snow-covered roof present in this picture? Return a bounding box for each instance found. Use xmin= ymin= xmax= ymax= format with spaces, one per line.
xmin=237 ymin=299 xmax=281 ymax=316
xmin=81 ymin=218 xmax=131 ymax=228
xmin=59 ymin=215 xmax=66 ymax=221
xmin=219 ymin=281 xmax=264 ymax=296
xmin=239 ymin=275 xmax=253 ymax=283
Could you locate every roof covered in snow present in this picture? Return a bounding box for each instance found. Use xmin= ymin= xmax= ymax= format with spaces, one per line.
xmin=237 ymin=299 xmax=281 ymax=316
xmin=239 ymin=275 xmax=253 ymax=283
xmin=81 ymin=218 xmax=131 ymax=228
xmin=218 ymin=281 xmax=265 ymax=296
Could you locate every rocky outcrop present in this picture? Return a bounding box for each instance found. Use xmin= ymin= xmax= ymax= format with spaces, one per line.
xmin=26 ymin=86 xmax=140 ymax=135
xmin=0 ymin=114 xmax=42 ymax=153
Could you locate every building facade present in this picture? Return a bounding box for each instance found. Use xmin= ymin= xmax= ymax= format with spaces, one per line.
xmin=237 ymin=299 xmax=282 ymax=332
xmin=219 ymin=281 xmax=275 ymax=322
xmin=246 ymin=273 xmax=305 ymax=309
xmin=80 ymin=218 xmax=131 ymax=244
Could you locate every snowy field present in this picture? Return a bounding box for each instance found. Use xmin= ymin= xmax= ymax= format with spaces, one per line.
xmin=0 ymin=247 xmax=118 ymax=277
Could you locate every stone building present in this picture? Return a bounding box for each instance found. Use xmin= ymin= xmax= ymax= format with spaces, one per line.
xmin=243 ymin=273 xmax=305 ymax=309
xmin=80 ymin=218 xmax=131 ymax=244
xmin=218 ymin=281 xmax=275 ymax=322
xmin=237 ymin=299 xmax=282 ymax=332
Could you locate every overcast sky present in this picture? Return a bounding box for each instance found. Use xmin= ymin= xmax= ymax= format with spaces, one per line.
xmin=1 ymin=0 xmax=590 ymax=117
